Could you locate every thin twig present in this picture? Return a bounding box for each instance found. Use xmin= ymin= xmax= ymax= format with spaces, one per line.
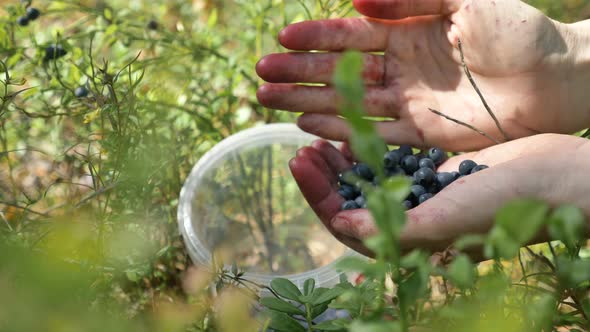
xmin=457 ymin=38 xmax=510 ymax=142
xmin=0 ymin=212 xmax=13 ymax=232
xmin=429 ymin=108 xmax=501 ymax=144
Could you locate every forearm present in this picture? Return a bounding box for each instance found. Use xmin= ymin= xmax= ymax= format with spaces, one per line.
xmin=560 ymin=19 xmax=590 ymax=129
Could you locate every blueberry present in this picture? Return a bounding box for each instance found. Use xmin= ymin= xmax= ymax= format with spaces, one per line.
xmin=353 ymin=163 xmax=374 ymax=181
xmin=409 ymin=185 xmax=426 ymax=199
xmin=398 ymin=145 xmax=413 ymax=156
xmin=452 ymin=171 xmax=461 ymax=180
xmin=44 ymin=44 xmax=67 ymax=60
xmin=436 ymin=172 xmax=456 ymax=189
xmin=338 ymin=184 xmax=357 ymax=200
xmin=418 ymin=158 xmax=435 ymax=171
xmin=418 ymin=193 xmax=434 ymax=204
xmin=26 ymin=7 xmax=40 ymax=20
xmin=74 ymin=86 xmax=89 ymax=98
xmin=400 ymin=155 xmax=419 ymax=174
xmin=147 ymin=19 xmax=159 ymax=30
xmin=383 ymin=150 xmax=402 ymax=168
xmin=17 ymin=16 xmax=29 ymax=26
xmin=402 ymin=200 xmax=414 ymax=210
xmin=341 ymin=200 xmax=360 ymax=211
xmin=338 ymin=172 xmax=352 ymax=186
xmin=414 ymin=167 xmax=436 ymax=186
xmin=459 ymin=160 xmax=477 ymax=175
xmin=426 ymin=184 xmax=440 ymax=195
xmin=428 ymin=148 xmax=448 ymax=166
xmin=385 ymin=166 xmax=404 ymax=177
xmin=471 ymin=165 xmax=489 ymax=174
xmin=355 ymin=196 xmax=367 ymax=208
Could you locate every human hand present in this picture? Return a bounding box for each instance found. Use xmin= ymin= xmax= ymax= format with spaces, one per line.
xmin=289 ymin=134 xmax=590 ymax=257
xmin=257 ymin=0 xmax=590 ymax=151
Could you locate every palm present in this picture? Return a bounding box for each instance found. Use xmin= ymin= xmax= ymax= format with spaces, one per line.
xmin=291 ymin=135 xmax=590 ymax=257
xmin=257 ymin=0 xmax=580 ymax=151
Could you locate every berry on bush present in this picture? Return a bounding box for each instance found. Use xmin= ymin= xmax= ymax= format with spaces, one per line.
xmin=17 ymin=16 xmax=29 ymax=26
xmin=147 ymin=19 xmax=159 ymax=30
xmin=44 ymin=44 xmax=67 ymax=60
xmin=336 ymin=145 xmax=491 ymax=211
xmin=74 ymin=86 xmax=89 ymax=98
xmin=26 ymin=7 xmax=41 ymax=20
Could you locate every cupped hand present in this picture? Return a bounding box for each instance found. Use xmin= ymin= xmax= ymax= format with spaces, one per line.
xmin=289 ymin=134 xmax=590 ymax=257
xmin=258 ymin=0 xmax=588 ymax=151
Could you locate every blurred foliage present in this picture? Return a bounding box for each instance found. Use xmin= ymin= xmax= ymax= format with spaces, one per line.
xmin=0 ymin=0 xmax=589 ymax=331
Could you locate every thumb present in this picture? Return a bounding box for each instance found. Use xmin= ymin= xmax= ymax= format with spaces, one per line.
xmin=332 ymin=163 xmax=527 ymax=253
xmin=353 ymin=0 xmax=461 ymax=20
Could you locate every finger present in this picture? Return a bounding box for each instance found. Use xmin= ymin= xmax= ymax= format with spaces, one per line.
xmin=257 ymin=84 xmax=400 ymax=117
xmin=297 ymin=114 xmax=424 ymax=146
xmin=331 ymin=162 xmax=524 ymax=254
xmin=256 ymin=53 xmax=385 ymax=85
xmin=296 ymin=146 xmax=338 ymax=187
xmin=436 ymin=134 xmax=581 ymax=173
xmin=289 ymin=156 xmax=374 ymax=256
xmin=279 ymin=18 xmax=390 ymax=52
xmin=353 ymin=0 xmax=461 ymax=20
xmin=310 ymin=140 xmax=353 ymax=174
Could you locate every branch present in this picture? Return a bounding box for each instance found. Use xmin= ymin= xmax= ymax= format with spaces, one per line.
xmin=429 ymin=108 xmax=501 ymax=144
xmin=457 ymin=39 xmax=510 ymax=142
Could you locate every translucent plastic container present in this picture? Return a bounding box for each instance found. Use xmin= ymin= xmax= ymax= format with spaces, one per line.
xmin=178 ymin=123 xmax=354 ymax=290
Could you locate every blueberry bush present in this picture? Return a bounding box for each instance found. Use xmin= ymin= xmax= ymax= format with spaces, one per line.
xmin=0 ymin=1 xmax=589 ymax=332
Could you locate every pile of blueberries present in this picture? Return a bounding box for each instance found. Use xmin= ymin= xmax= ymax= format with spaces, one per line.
xmin=337 ymin=145 xmax=488 ymax=211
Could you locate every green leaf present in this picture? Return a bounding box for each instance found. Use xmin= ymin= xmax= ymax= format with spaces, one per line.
xmin=260 ymin=297 xmax=305 ymax=315
xmin=486 ymin=227 xmax=521 ymax=259
xmin=525 ymin=293 xmax=555 ymax=331
xmin=335 ymin=256 xmax=371 ymax=272
xmin=311 ymin=302 xmax=329 ymax=319
xmin=349 ymin=320 xmax=402 ymax=332
xmin=547 ymin=205 xmax=586 ymax=250
xmin=271 ymin=278 xmax=302 ymax=302
xmin=453 ymin=234 xmax=486 ymax=251
xmin=312 ymin=319 xmax=349 ymax=331
xmin=304 ymin=278 xmax=316 ymax=296
xmin=495 ymin=199 xmax=549 ymax=245
xmin=333 ymin=51 xmax=386 ymax=178
xmin=447 ymin=254 xmax=476 ymax=289
xmin=556 ymin=257 xmax=590 ymax=288
xmin=312 ymin=287 xmax=345 ymax=306
xmin=268 ymin=311 xmax=306 ymax=332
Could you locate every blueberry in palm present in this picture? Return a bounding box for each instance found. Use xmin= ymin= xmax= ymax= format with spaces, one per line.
xmin=400 ymin=155 xmax=418 ymax=174
xmin=414 ymin=167 xmax=436 ymax=186
xmin=428 ymin=147 xmax=447 ymax=166
xmin=471 ymin=165 xmax=489 ymax=174
xmin=341 ymin=200 xmax=360 ymax=211
xmin=459 ymin=160 xmax=477 ymax=175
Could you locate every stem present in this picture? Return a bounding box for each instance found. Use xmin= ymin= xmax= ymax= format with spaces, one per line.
xmin=305 ymin=303 xmax=314 ymax=332
xmin=429 ymin=108 xmax=501 ymax=144
xmin=457 ymin=39 xmax=510 ymax=142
